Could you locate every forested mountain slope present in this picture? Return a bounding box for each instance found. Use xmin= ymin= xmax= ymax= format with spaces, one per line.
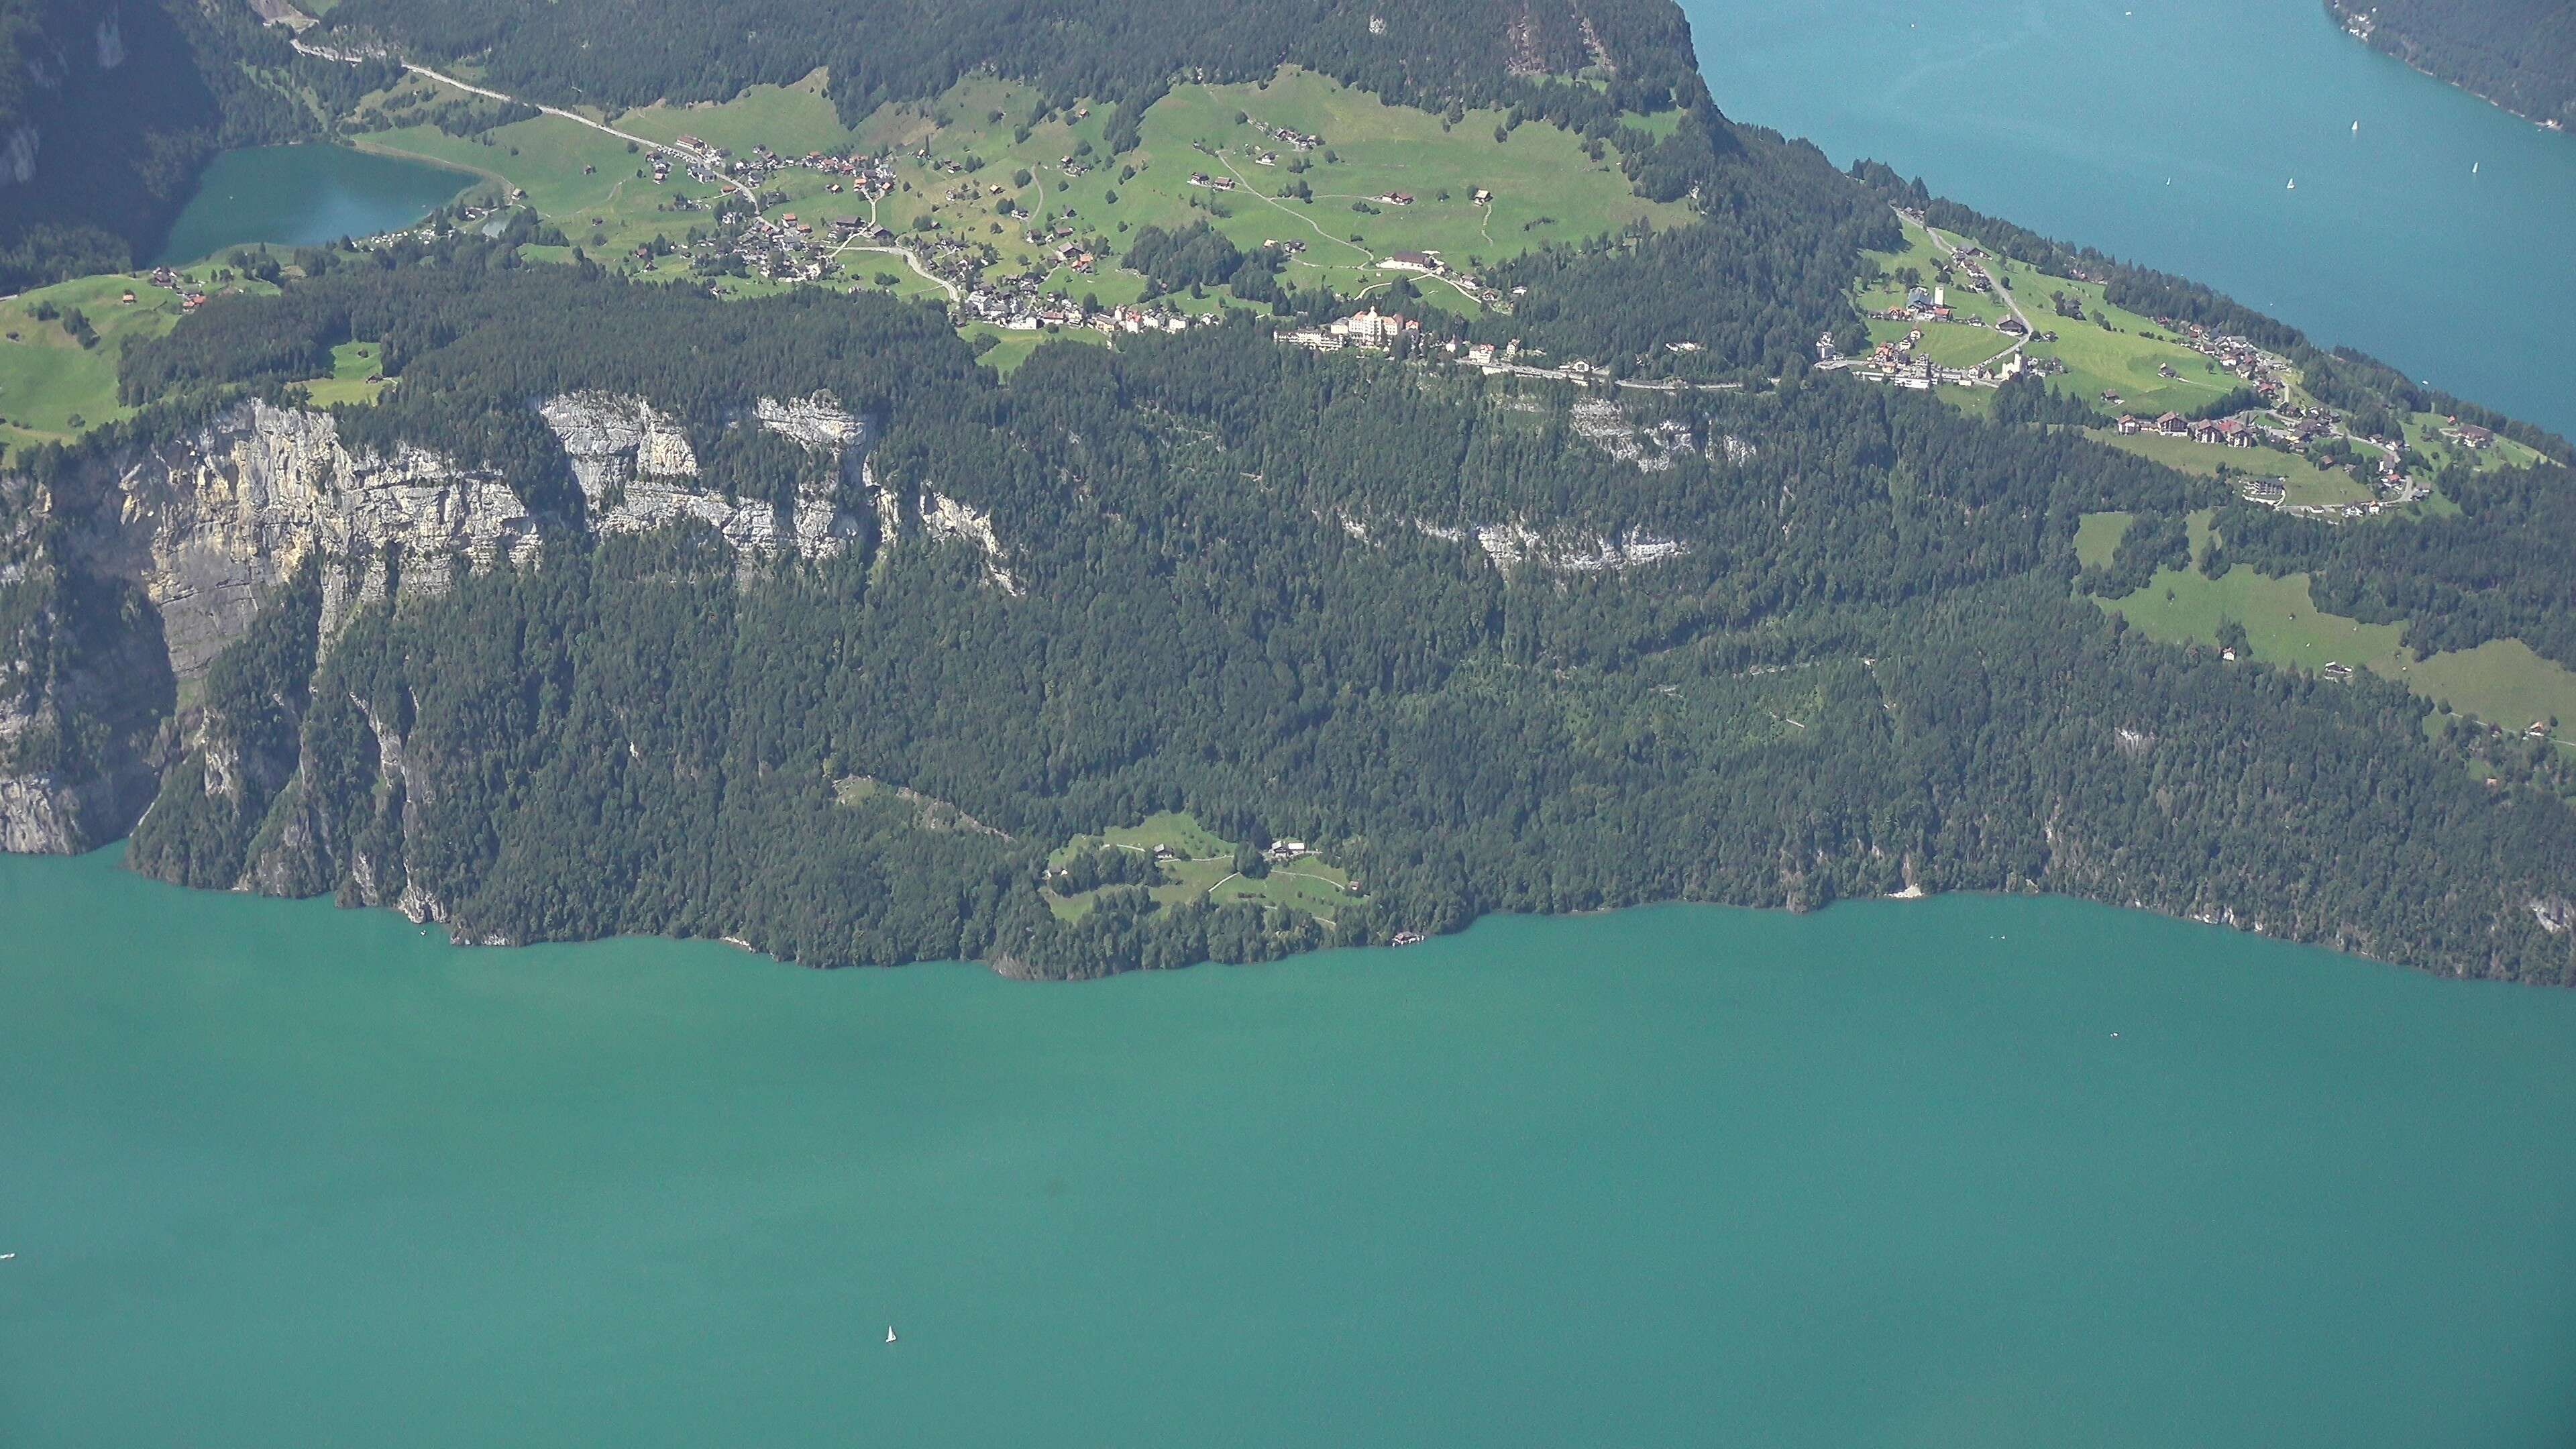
xmin=318 ymin=0 xmax=1703 ymax=121
xmin=1 ymin=0 xmax=2572 ymax=983
xmin=7 ymin=248 xmax=2573 ymax=981
xmin=2327 ymin=0 xmax=2576 ymax=129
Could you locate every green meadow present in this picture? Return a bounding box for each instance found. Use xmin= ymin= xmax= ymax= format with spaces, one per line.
xmin=2017 ymin=273 xmax=2235 ymax=415
xmin=1134 ymin=70 xmax=1691 ymax=300
xmin=963 ymin=323 xmax=1106 ymax=376
xmin=2092 ymin=428 xmax=2373 ymax=509
xmin=2073 ymin=509 xmax=2134 ymax=570
xmin=2091 ymin=511 xmax=2576 ymax=741
xmin=1863 ymin=315 xmax=2014 ymax=369
xmin=1044 ymin=810 xmax=1364 ymax=924
xmin=2408 ymin=641 xmax=2576 ymax=739
xmin=298 ymin=340 xmax=388 ymax=407
xmin=0 ymin=268 xmax=272 ymax=453
xmin=365 ymin=65 xmax=1690 ymax=314
xmin=613 ymin=71 xmax=857 ymax=158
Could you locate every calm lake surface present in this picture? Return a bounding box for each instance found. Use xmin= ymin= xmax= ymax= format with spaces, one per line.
xmin=1681 ymin=0 xmax=2576 ymax=437
xmin=15 ymin=14 xmax=2576 ymax=1442
xmin=5 ymin=848 xmax=2574 ymax=1447
xmin=152 ymin=144 xmax=474 ymax=266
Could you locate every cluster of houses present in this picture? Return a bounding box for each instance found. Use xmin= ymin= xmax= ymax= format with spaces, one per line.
xmin=681 ymin=209 xmax=849 ymax=282
xmin=138 ymin=266 xmax=215 ymax=313
xmin=1245 ymin=117 xmax=1324 ymax=152
xmin=2114 ymin=411 xmax=2259 ymax=447
xmin=656 ymin=135 xmax=902 ymax=203
xmin=2151 ymin=318 xmax=2291 ymax=400
xmin=963 ymin=287 xmax=1219 ymax=336
xmin=1878 ymin=283 xmax=1978 ymax=327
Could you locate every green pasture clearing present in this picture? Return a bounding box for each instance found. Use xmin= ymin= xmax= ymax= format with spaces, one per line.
xmin=2074 ymin=511 xmax=2133 ymax=570
xmin=1853 ymin=217 xmax=2008 ymax=327
xmin=965 ymin=324 xmax=1106 ymax=375
xmin=1131 ymin=70 xmax=1690 ymax=293
xmin=614 ymin=71 xmax=856 ymax=158
xmin=1050 ymin=810 xmax=1233 ymax=867
xmin=356 ymin=115 xmax=720 ymax=260
xmin=2105 ymin=563 xmax=2403 ymax=672
xmin=1863 ymin=316 xmax=2012 ymax=369
xmin=2102 ymin=540 xmax=2576 ymax=738
xmin=296 ymin=340 xmax=387 ymax=407
xmin=0 ymin=269 xmax=268 ymax=451
xmin=2090 ymin=428 xmax=2373 ymax=508
xmin=1212 ymin=859 xmax=1360 ymax=918
xmin=1044 ymin=810 xmax=1363 ymax=923
xmin=2408 ymin=641 xmax=2576 ymax=740
xmin=2024 ymin=311 xmax=2233 ymax=417
xmin=2400 ymin=410 xmax=2548 ymax=475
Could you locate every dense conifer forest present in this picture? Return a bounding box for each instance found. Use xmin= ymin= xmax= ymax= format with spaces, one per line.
xmin=2326 ymin=0 xmax=2576 ymax=129
xmin=317 ymin=0 xmax=1704 ymax=127
xmin=0 ymin=240 xmax=2563 ymax=983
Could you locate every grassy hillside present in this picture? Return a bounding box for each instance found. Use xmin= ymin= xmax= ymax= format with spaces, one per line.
xmin=1045 ymin=812 xmax=1364 ymax=926
xmin=2091 ymin=511 xmax=2576 ymax=743
xmin=352 ymin=66 xmax=1693 ymax=313
xmin=0 ymin=266 xmax=274 ymax=451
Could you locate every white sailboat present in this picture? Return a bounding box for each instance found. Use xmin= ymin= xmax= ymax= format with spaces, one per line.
xmin=2473 ymin=162 xmax=2481 ymax=174
xmin=2286 ymin=177 xmax=2297 ymax=191
xmin=885 ymin=1326 xmax=898 ymax=1344
xmin=2352 ymin=120 xmax=2359 ymax=136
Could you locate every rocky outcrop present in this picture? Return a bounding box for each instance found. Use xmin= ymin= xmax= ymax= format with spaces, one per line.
xmin=918 ymin=489 xmax=1022 ymax=594
xmin=64 ymin=393 xmax=887 ymax=684
xmin=1340 ymin=512 xmax=1688 ymax=574
xmin=87 ymin=399 xmax=543 ymax=678
xmin=1470 ymin=521 xmax=1688 ymax=574
xmin=541 ymin=390 xmax=874 ymax=565
xmin=0 ymin=571 xmax=174 ymax=853
xmin=1568 ymin=399 xmax=1699 ymax=472
xmin=0 ymin=125 xmax=36 ymax=186
xmin=2536 ymin=897 xmax=2574 ymax=936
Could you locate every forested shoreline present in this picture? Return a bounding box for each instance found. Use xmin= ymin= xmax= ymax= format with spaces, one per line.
xmin=2326 ymin=0 xmax=2576 ymax=131
xmin=3 ymin=0 xmax=2573 ymax=983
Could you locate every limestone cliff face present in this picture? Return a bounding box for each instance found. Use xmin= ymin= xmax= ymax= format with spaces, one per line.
xmin=0 ymin=388 xmax=896 ymax=856
xmin=0 ymin=476 xmax=174 ymax=853
xmin=540 ymin=390 xmax=871 ymax=563
xmin=76 ymin=392 xmax=883 ymax=684
xmin=92 ymin=399 xmax=545 ymax=679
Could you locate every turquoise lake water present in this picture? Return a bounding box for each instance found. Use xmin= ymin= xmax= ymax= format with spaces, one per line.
xmin=1681 ymin=0 xmax=2576 ymax=437
xmin=4 ymin=848 xmax=2575 ymax=1446
xmin=152 ymin=144 xmax=475 ymax=266
xmin=11 ymin=9 xmax=2576 ymax=1442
